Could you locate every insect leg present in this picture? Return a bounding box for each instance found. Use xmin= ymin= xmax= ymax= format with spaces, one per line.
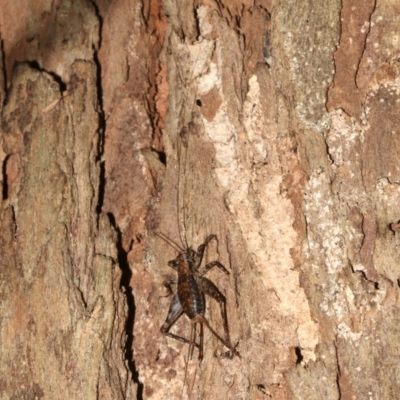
xmin=167 ymin=259 xmax=179 ymax=270
xmin=160 ymin=293 xmax=200 ymax=348
xmin=163 ymin=279 xmax=177 ymax=296
xmin=199 ymin=315 xmax=240 ymax=358
xmin=189 ymin=322 xmax=197 ymax=360
xmin=198 ymin=321 xmax=204 ymax=360
xmin=197 ymin=277 xmax=240 ymax=357
xmin=199 ymin=260 xmax=230 ymax=277
xmin=194 ymin=234 xmax=217 ymax=270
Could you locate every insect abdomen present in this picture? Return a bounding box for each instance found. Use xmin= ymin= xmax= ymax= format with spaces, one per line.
xmin=178 ymin=273 xmax=205 ymax=320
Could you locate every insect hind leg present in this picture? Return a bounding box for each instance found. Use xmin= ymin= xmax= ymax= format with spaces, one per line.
xmin=160 ymin=293 xmax=200 ymax=349
xmin=197 ymin=277 xmax=240 ymax=358
xmin=198 ymin=314 xmax=240 ymax=358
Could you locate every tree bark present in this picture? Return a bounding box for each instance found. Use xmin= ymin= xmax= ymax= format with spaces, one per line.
xmin=1 ymin=1 xmax=400 ymax=400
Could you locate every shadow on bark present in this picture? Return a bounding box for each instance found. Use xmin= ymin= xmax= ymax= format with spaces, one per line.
xmin=108 ymin=212 xmax=144 ymax=399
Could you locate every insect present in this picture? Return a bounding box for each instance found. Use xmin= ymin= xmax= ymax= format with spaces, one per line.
xmin=156 ymin=34 xmax=239 ymax=398
xmin=158 ymin=231 xmax=240 ymax=361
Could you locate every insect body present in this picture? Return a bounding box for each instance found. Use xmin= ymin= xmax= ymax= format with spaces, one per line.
xmin=159 ymin=233 xmax=240 ymax=360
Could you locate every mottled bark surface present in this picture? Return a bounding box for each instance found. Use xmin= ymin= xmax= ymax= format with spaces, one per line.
xmin=0 ymin=1 xmax=136 ymax=399
xmin=1 ymin=0 xmax=400 ymax=399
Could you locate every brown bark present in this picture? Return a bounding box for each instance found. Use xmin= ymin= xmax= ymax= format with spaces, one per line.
xmin=0 ymin=1 xmax=136 ymax=399
xmin=1 ymin=0 xmax=400 ymax=399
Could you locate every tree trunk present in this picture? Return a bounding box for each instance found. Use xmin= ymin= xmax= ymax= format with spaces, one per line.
xmin=1 ymin=1 xmax=400 ymax=400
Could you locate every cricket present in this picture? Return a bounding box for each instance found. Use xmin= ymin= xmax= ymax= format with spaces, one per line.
xmin=155 ymin=30 xmax=240 ymax=398
xmin=156 ymin=120 xmax=240 ymax=395
xmin=157 ymin=231 xmax=240 ymax=360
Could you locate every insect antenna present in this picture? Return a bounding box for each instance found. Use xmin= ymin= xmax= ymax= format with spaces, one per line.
xmin=176 ymin=41 xmax=215 ymax=251
xmin=154 ymin=231 xmax=183 ymax=253
xmin=170 ymin=38 xmax=216 ymax=398
xmin=177 ymin=127 xmax=190 ymax=250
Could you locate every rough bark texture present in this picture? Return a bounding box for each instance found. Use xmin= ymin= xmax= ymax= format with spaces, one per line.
xmin=0 ymin=1 xmax=136 ymax=399
xmin=1 ymin=0 xmax=400 ymax=400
